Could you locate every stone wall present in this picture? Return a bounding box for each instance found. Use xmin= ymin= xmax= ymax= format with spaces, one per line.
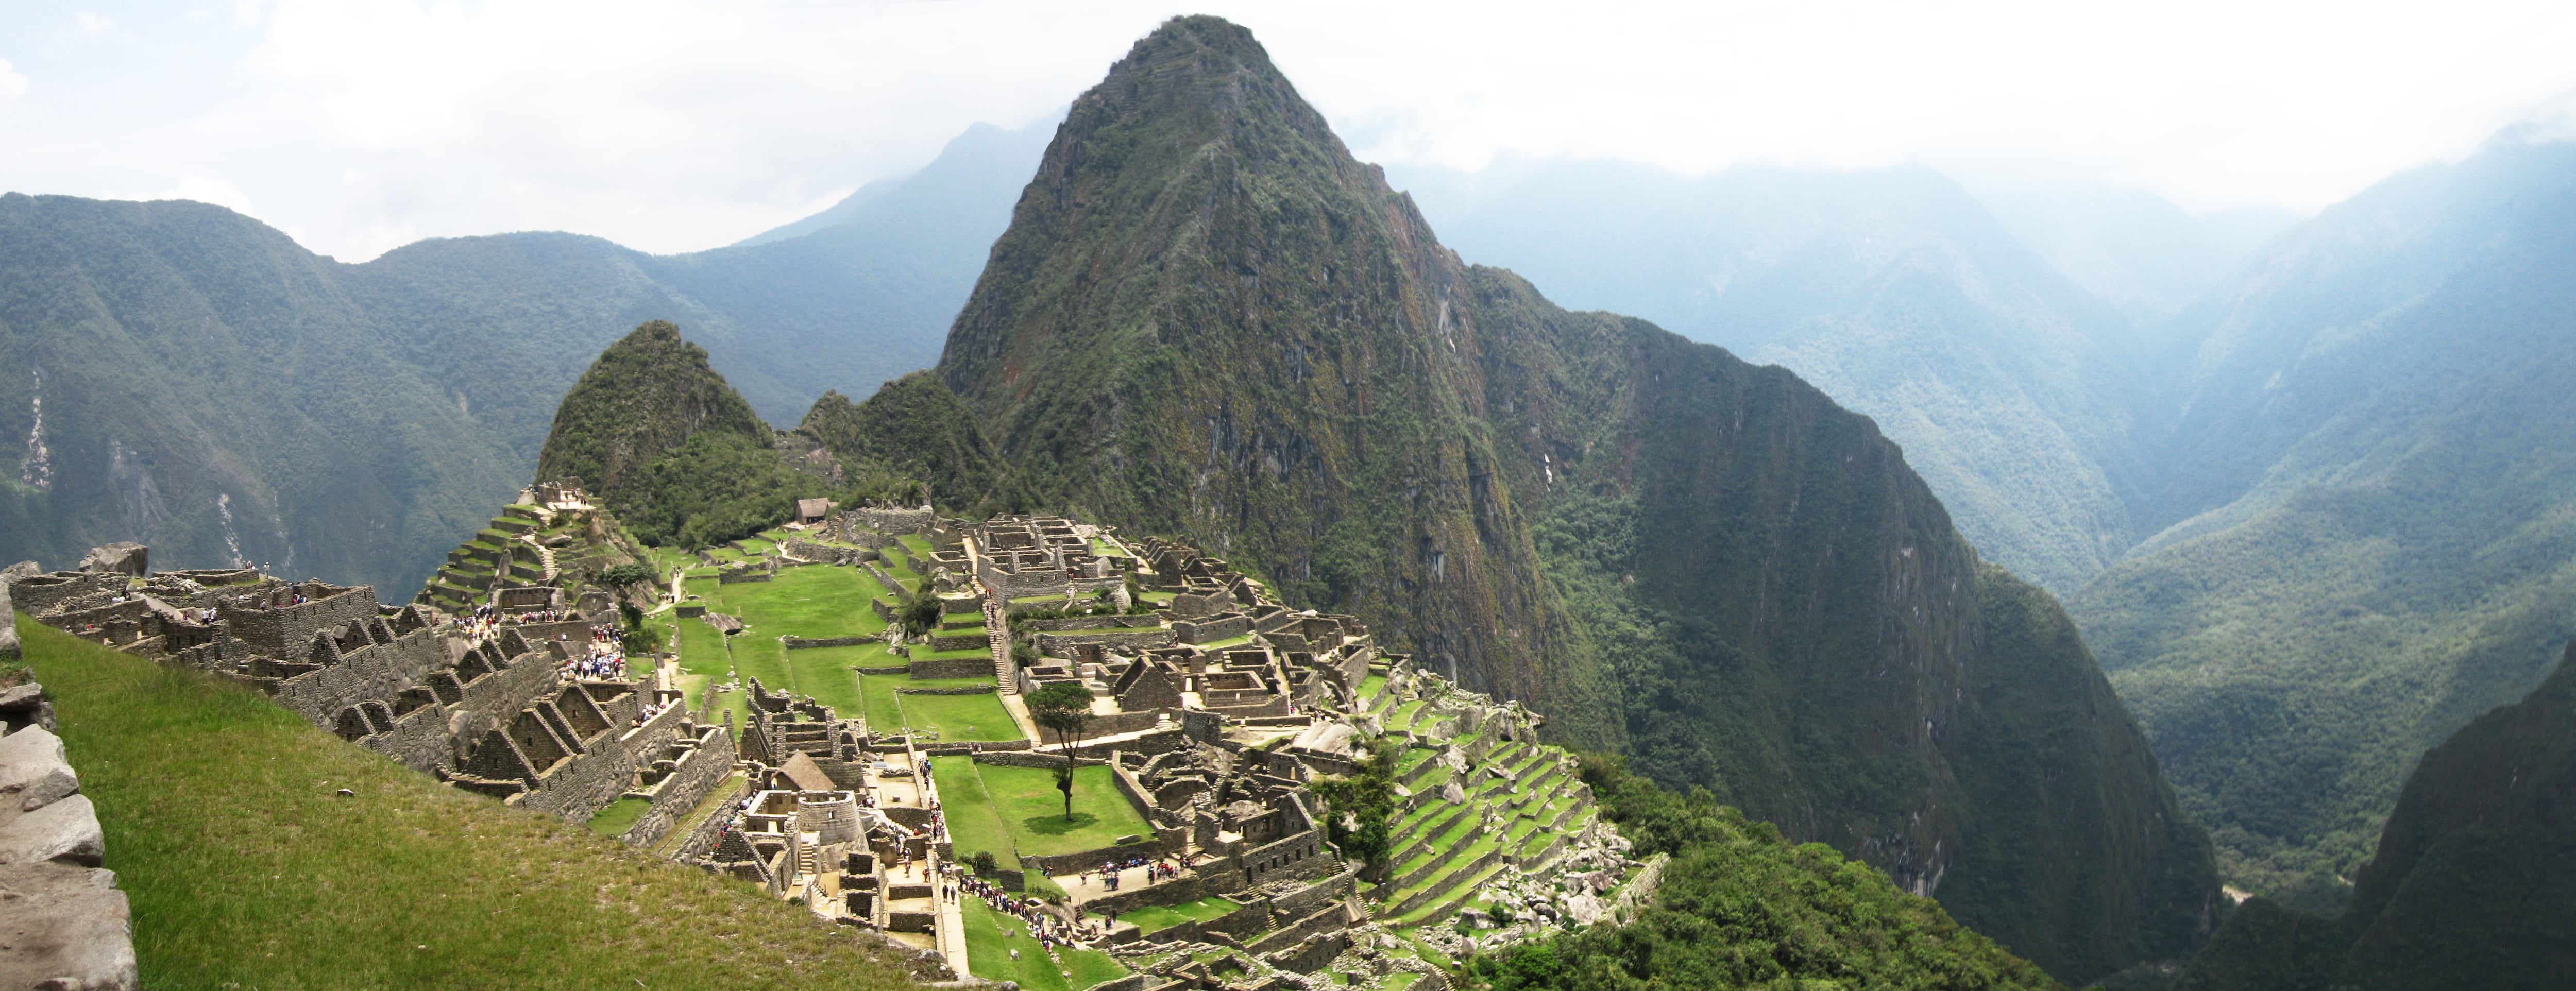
xmin=896 ymin=684 xmax=994 ymax=696
xmin=907 ymin=656 xmax=990 ymax=680
xmin=1011 ymin=614 xmax=1161 ymax=632
xmin=0 ymin=684 xmax=138 ymax=990
xmin=222 ymin=585 xmax=380 ymax=662
xmin=783 ymin=636 xmax=875 ymax=650
xmin=670 ymin=775 xmax=754 ymax=864
xmin=622 ymin=725 xmax=738 ymax=849
xmin=1172 ymin=614 xmax=1252 ymax=644
xmin=1035 ymin=629 xmax=1176 ymax=654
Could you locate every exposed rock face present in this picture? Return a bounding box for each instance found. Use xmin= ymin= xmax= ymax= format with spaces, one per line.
xmin=921 ymin=15 xmax=2216 ymax=982
xmin=77 ymin=543 xmax=146 ymax=577
xmin=0 ymin=687 xmax=137 ymax=991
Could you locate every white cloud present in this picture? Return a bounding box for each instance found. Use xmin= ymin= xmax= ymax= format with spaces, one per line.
xmin=6 ymin=0 xmax=2576 ymax=260
xmin=0 ymin=58 xmax=25 ymax=102
xmin=73 ymin=12 xmax=119 ymax=36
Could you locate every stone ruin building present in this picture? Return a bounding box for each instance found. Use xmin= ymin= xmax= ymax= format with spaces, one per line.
xmin=11 ymin=488 xmax=739 ymax=849
xmin=4 ymin=487 xmax=1658 ymax=990
xmin=659 ymin=511 xmax=1659 ymax=990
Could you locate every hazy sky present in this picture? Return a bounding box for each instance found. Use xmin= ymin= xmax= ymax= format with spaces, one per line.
xmin=5 ymin=1 xmax=2572 ymax=261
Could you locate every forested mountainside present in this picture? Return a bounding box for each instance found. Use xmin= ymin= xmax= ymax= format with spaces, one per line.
xmin=0 ymin=123 xmax=1027 ymax=593
xmin=1388 ymin=161 xmax=2161 ymax=594
xmin=535 ymin=320 xmax=770 ymax=497
xmin=900 ymin=16 xmax=2217 ymax=983
xmin=2067 ymin=135 xmax=2576 ymax=895
xmin=2174 ymin=641 xmax=2576 ymax=991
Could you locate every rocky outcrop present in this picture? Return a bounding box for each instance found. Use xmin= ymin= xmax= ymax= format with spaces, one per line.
xmin=0 ymin=684 xmax=138 ymax=991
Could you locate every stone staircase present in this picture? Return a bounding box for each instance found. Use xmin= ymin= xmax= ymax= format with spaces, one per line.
xmin=981 ymin=587 xmax=1016 ymax=694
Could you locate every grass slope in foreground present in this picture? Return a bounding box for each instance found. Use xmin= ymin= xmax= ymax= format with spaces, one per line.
xmin=22 ymin=618 xmax=925 ymax=990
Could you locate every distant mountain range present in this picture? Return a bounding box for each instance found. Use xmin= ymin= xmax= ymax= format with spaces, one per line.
xmin=0 ymin=114 xmax=1048 ymax=593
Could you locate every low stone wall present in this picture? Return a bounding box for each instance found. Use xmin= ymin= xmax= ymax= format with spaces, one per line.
xmin=1172 ymin=613 xmax=1252 ymax=644
xmin=1019 ymin=829 xmax=1180 ymax=877
xmin=1034 ymin=629 xmax=1176 ymax=654
xmin=907 ymin=656 xmax=990 ymax=680
xmin=896 ymin=684 xmax=994 ymax=696
xmin=1091 ymin=873 xmax=1217 ymax=919
xmin=969 ymin=750 xmax=1104 ymax=770
xmin=0 ymin=682 xmax=139 ymax=990
xmin=782 ymin=636 xmax=874 ymax=650
xmin=1010 ymin=614 xmax=1160 ymax=632
xmin=927 ymin=631 xmax=988 ymax=653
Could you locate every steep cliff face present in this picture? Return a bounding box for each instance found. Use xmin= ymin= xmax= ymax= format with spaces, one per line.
xmin=933 ymin=15 xmax=2216 ymax=982
xmin=2178 ymin=641 xmax=2576 ymax=990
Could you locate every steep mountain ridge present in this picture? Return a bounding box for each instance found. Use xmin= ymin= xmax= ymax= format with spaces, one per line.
xmin=918 ymin=16 xmax=2216 ymax=981
xmin=1390 ymin=161 xmax=2152 ymax=593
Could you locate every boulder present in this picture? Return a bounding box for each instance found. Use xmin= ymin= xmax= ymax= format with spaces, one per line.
xmin=77 ymin=543 xmax=147 ymax=578
xmin=0 ymin=794 xmax=103 ymax=867
xmin=0 ymin=863 xmax=137 ymax=991
xmin=1440 ymin=781 xmax=1465 ymax=805
xmin=0 ymin=561 xmax=40 ymax=582
xmin=0 ymin=726 xmax=79 ymax=812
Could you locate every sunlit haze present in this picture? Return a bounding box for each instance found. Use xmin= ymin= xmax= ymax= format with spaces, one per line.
xmin=5 ymin=0 xmax=2573 ymax=260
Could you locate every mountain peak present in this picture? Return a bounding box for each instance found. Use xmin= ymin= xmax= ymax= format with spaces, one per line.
xmin=534 ymin=320 xmax=767 ymax=500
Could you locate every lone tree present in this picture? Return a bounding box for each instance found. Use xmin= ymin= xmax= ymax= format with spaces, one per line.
xmin=1027 ymin=681 xmax=1096 ymax=820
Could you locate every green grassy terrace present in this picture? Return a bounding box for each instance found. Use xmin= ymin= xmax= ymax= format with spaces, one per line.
xmin=20 ymin=618 xmax=923 ymax=989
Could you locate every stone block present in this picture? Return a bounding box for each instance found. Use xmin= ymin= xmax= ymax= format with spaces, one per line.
xmin=0 ymin=726 xmax=79 ymax=812
xmin=0 ymin=863 xmax=137 ymax=990
xmin=0 ymin=795 xmax=103 ymax=867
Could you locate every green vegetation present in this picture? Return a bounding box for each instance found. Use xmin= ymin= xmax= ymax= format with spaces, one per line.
xmin=2173 ymin=642 xmax=2576 ymax=990
xmin=1114 ymin=897 xmax=1239 ymax=934
xmin=1310 ymin=736 xmax=1399 ymax=869
xmin=687 ymin=565 xmax=888 ymax=714
xmin=960 ymin=897 xmax=1127 ymax=991
xmin=534 ymin=320 xmax=771 ymax=503
xmin=968 ymin=762 xmax=1153 ymax=858
xmin=1465 ymin=757 xmax=2058 ymax=990
xmin=586 ymin=796 xmax=650 ymax=838
xmin=19 ymin=619 xmax=922 ymax=989
xmin=801 ymin=373 xmax=1019 ymax=511
xmin=888 ymin=690 xmax=1022 ymax=743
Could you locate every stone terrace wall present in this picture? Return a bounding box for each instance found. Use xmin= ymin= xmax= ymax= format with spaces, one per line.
xmin=1035 ymin=629 xmax=1175 ymax=654
xmin=670 ymin=775 xmax=755 ymax=864
xmin=907 ymin=656 xmax=991 ymax=680
xmin=623 ymin=725 xmax=738 ymax=849
xmin=0 ymin=684 xmax=138 ymax=990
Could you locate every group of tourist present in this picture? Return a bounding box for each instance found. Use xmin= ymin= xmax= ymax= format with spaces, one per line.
xmin=631 ymin=698 xmax=672 ymax=726
xmin=1083 ymin=855 xmax=1178 ymax=891
xmin=954 ymin=872 xmax=1090 ymax=951
xmin=567 ymin=650 xmax=627 ymax=680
